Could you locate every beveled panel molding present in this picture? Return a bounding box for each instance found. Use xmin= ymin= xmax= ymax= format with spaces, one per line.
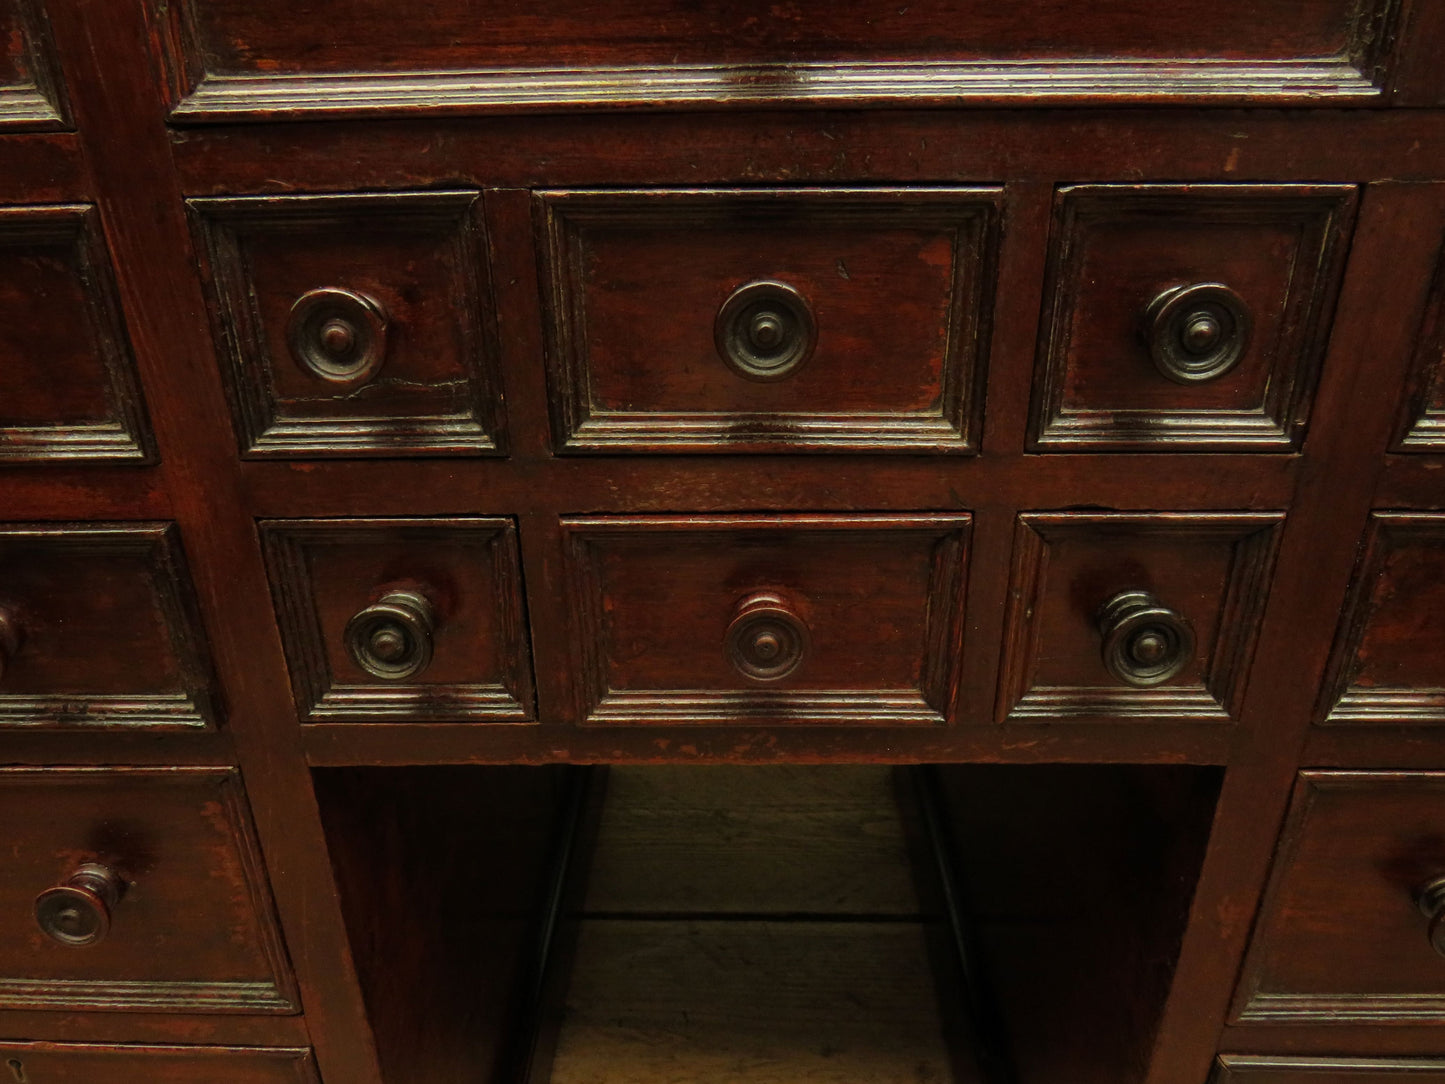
xmin=0 ymin=204 xmax=153 ymax=461
xmin=261 ymin=517 xmax=535 ymax=723
xmin=0 ymin=523 xmax=216 ymax=729
xmin=1395 ymin=238 xmax=1445 ymax=451
xmin=0 ymin=0 xmax=67 ymax=129
xmin=537 ymin=188 xmax=1000 ymax=454
xmin=561 ymin=513 xmax=971 ymax=726
xmin=188 ymin=190 xmax=505 ymax=458
xmin=1031 ymin=184 xmax=1357 ymax=451
xmin=997 ymin=512 xmax=1283 ymax=723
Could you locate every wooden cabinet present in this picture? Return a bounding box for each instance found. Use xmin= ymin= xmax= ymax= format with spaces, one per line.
xmin=3 ymin=2 xmax=1445 ymax=1082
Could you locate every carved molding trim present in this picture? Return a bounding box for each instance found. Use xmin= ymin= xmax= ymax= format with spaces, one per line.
xmin=1319 ymin=512 xmax=1445 ymax=725
xmin=0 ymin=523 xmax=216 ymax=729
xmin=260 ymin=518 xmax=535 ymax=723
xmin=0 ymin=0 xmax=67 ymax=130
xmin=997 ymin=512 xmax=1284 ymax=724
xmin=561 ymin=513 xmax=970 ymax=727
xmin=0 ymin=768 xmax=298 ymax=1014
xmin=0 ymin=205 xmax=154 ymax=462
xmin=1030 ymin=184 xmax=1358 ymax=451
xmin=188 ymin=190 xmax=504 ymax=458
xmin=1214 ymin=1055 xmax=1445 ymax=1081
xmin=0 ymin=1043 xmax=317 ymax=1080
xmin=1395 ymin=238 xmax=1445 ymax=451
xmin=536 ymin=188 xmax=1000 ymax=454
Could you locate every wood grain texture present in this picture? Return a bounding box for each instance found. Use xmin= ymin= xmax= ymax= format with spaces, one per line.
xmin=997 ymin=512 xmax=1283 ymax=724
xmin=536 ymin=187 xmax=1000 ymax=453
xmin=188 ymin=191 xmax=505 ymax=458
xmin=0 ymin=203 xmax=153 ymax=462
xmin=152 ymin=0 xmax=1402 ymax=118
xmin=1232 ymin=771 xmax=1445 ymax=1025
xmin=561 ymin=514 xmax=970 ymax=727
xmin=0 ymin=767 xmax=296 ymax=1014
xmin=1031 ymin=184 xmax=1357 ymax=451
xmin=260 ymin=517 xmax=535 ymax=723
xmin=0 ymin=522 xmax=215 ymax=729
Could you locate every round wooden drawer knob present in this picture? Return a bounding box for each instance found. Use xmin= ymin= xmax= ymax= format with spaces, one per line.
xmin=1145 ymin=282 xmax=1250 ymax=384
xmin=726 ymin=592 xmax=809 ymax=683
xmin=715 ymin=280 xmax=816 ymax=382
xmin=345 ymin=589 xmax=437 ymax=681
xmin=1097 ymin=589 xmax=1195 ymax=688
xmin=35 ymin=863 xmax=125 ymax=948
xmin=1417 ymin=876 xmax=1445 ymax=957
xmin=287 ymin=287 xmax=388 ymax=385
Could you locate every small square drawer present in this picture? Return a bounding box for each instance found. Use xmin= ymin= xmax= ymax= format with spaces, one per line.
xmin=0 ymin=1042 xmax=316 ymax=1082
xmin=997 ymin=513 xmax=1283 ymax=723
xmin=1030 ymin=184 xmax=1356 ymax=451
xmin=1321 ymin=514 xmax=1445 ymax=724
xmin=260 ymin=517 xmax=535 ymax=723
xmin=0 ymin=204 xmax=151 ymax=462
xmin=1213 ymin=1057 xmax=1445 ymax=1082
xmin=536 ymin=187 xmax=1001 ymax=453
xmin=0 ymin=768 xmax=296 ymax=1013
xmin=560 ymin=513 xmax=970 ymax=726
xmin=1232 ymin=772 xmax=1445 ymax=1025
xmin=188 ymin=191 xmax=504 ymax=458
xmin=0 ymin=523 xmax=214 ymax=729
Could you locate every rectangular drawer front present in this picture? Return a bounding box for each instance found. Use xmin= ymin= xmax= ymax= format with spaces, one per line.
xmin=1233 ymin=772 xmax=1445 ymax=1025
xmin=0 ymin=524 xmax=213 ymax=729
xmin=0 ymin=1043 xmax=316 ymax=1083
xmin=537 ymin=188 xmax=1000 ymax=454
xmin=561 ymin=513 xmax=970 ymax=726
xmin=0 ymin=769 xmax=296 ymax=1013
xmin=158 ymin=1 xmax=1400 ymax=117
xmin=1215 ymin=1057 xmax=1445 ymax=1082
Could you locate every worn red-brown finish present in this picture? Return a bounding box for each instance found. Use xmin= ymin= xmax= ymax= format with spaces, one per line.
xmin=0 ymin=0 xmax=1444 ymax=1081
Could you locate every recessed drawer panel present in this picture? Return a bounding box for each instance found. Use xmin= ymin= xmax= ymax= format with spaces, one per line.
xmin=0 ymin=1043 xmax=316 ymax=1083
xmin=1030 ymin=185 xmax=1356 ymax=451
xmin=1320 ymin=514 xmax=1445 ymax=725
xmin=537 ymin=188 xmax=1000 ymax=454
xmin=155 ymin=0 xmax=1401 ymax=118
xmin=0 ymin=205 xmax=151 ymax=461
xmin=0 ymin=523 xmax=215 ymax=729
xmin=261 ymin=518 xmax=535 ymax=723
xmin=1396 ymin=249 xmax=1445 ymax=450
xmin=0 ymin=768 xmax=297 ymax=1013
xmin=997 ymin=513 xmax=1283 ymax=724
xmin=560 ymin=514 xmax=970 ymax=726
xmin=0 ymin=0 xmax=64 ymax=128
xmin=1214 ymin=1057 xmax=1445 ymax=1083
xmin=188 ymin=191 xmax=504 ymax=458
xmin=1232 ymin=772 xmax=1445 ymax=1025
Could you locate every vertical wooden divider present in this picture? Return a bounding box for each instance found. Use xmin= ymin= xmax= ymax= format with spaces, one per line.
xmin=40 ymin=2 xmax=385 ymax=1081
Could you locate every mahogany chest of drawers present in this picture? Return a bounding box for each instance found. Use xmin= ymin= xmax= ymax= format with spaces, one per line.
xmin=6 ymin=2 xmax=1445 ymax=1082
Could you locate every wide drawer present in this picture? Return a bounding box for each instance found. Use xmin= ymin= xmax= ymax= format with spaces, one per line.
xmin=1232 ymin=772 xmax=1445 ymax=1025
xmin=537 ymin=188 xmax=1000 ymax=454
xmin=560 ymin=513 xmax=970 ymax=726
xmin=155 ymin=0 xmax=1404 ymax=118
xmin=0 ymin=768 xmax=297 ymax=1013
xmin=0 ymin=523 xmax=214 ymax=729
xmin=0 ymin=1042 xmax=316 ymax=1082
xmin=1213 ymin=1057 xmax=1445 ymax=1082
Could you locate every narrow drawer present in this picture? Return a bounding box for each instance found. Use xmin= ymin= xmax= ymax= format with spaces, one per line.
xmin=537 ymin=188 xmax=1000 ymax=453
xmin=0 ymin=205 xmax=150 ymax=461
xmin=0 ymin=1042 xmax=316 ymax=1082
xmin=560 ymin=514 xmax=970 ymax=726
xmin=1030 ymin=185 xmax=1356 ymax=451
xmin=155 ymin=0 xmax=1402 ymax=118
xmin=997 ymin=513 xmax=1283 ymax=724
xmin=260 ymin=517 xmax=535 ymax=723
xmin=1320 ymin=514 xmax=1445 ymax=725
xmin=1233 ymin=772 xmax=1445 ymax=1025
xmin=0 ymin=523 xmax=214 ymax=729
xmin=0 ymin=768 xmax=296 ymax=1013
xmin=188 ymin=191 xmax=504 ymax=458
xmin=1214 ymin=1056 xmax=1445 ymax=1082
